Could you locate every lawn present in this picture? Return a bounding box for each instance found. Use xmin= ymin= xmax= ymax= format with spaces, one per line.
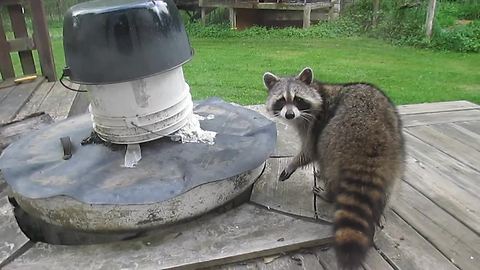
xmin=10 ymin=34 xmax=480 ymax=105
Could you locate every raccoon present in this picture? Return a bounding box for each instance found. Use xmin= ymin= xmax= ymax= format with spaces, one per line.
xmin=263 ymin=67 xmax=405 ymax=270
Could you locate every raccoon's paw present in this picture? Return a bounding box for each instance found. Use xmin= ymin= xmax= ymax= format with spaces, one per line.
xmin=313 ymin=187 xmax=334 ymax=203
xmin=279 ymin=168 xmax=295 ymax=182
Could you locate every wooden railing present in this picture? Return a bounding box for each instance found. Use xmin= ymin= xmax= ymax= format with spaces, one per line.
xmin=0 ymin=0 xmax=56 ymax=81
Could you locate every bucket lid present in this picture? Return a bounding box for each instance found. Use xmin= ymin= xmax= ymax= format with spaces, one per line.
xmin=63 ymin=0 xmax=193 ymax=84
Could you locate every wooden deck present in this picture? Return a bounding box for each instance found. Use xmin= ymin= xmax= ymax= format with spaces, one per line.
xmin=199 ymin=0 xmax=337 ymax=29
xmin=0 ymin=78 xmax=479 ymax=269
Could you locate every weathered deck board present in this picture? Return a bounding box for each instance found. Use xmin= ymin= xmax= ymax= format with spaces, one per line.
xmin=391 ymin=182 xmax=480 ymax=270
xmin=429 ymin=123 xmax=480 ymax=151
xmin=0 ymin=78 xmax=44 ymax=124
xmin=251 ymin=158 xmax=316 ymax=218
xmin=403 ymin=132 xmax=480 ymax=197
xmin=0 ymin=188 xmax=32 ymax=268
xmin=397 ymin=100 xmax=479 ymax=115
xmin=401 ymin=109 xmax=480 ymax=127
xmin=0 ymin=113 xmax=53 ymax=152
xmin=36 ymin=81 xmax=79 ymax=121
xmin=402 ymin=154 xmax=480 ymax=234
xmin=362 ymin=249 xmax=395 ymax=270
xmin=4 ymin=203 xmax=333 ymax=270
xmin=312 ymin=242 xmax=395 ymax=270
xmin=457 ymin=120 xmax=480 ymax=134
xmin=67 ymin=91 xmax=90 ymax=118
xmin=246 ymin=104 xmax=300 ymax=156
xmin=213 ymin=250 xmax=325 ymax=269
xmin=314 ymin=247 xmax=338 ymax=269
xmin=0 ymin=83 xmax=15 ymax=102
xmin=375 ymin=210 xmax=457 ymax=270
xmin=406 ymin=125 xmax=480 ymax=171
xmin=14 ymin=81 xmax=55 ymax=120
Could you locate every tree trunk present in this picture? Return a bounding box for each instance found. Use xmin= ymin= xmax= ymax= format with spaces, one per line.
xmin=372 ymin=0 xmax=380 ymax=27
xmin=425 ymin=0 xmax=437 ymax=39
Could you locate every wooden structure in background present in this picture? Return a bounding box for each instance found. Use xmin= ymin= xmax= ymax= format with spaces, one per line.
xmin=0 ymin=0 xmax=56 ymax=81
xmin=198 ymin=0 xmax=339 ymax=29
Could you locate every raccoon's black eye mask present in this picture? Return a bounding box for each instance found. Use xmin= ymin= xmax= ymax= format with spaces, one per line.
xmin=272 ymin=97 xmax=286 ymax=113
xmin=294 ymin=97 xmax=311 ymax=111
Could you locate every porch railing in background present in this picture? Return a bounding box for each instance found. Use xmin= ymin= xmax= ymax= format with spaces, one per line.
xmin=0 ymin=0 xmax=56 ymax=81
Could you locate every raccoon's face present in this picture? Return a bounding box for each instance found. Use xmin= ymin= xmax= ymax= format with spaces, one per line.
xmin=263 ymin=67 xmax=322 ymax=121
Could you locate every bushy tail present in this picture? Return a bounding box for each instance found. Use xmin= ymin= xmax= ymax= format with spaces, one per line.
xmin=333 ymin=172 xmax=386 ymax=270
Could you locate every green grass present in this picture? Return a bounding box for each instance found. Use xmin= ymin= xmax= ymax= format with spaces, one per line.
xmin=9 ymin=34 xmax=480 ymax=105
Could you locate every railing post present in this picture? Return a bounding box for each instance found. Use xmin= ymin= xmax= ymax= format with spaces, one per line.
xmin=0 ymin=13 xmax=15 ymax=79
xmin=8 ymin=4 xmax=36 ymax=75
xmin=303 ymin=3 xmax=311 ymax=29
xmin=29 ymin=0 xmax=56 ymax=81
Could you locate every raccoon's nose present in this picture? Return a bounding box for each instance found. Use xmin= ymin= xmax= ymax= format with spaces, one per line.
xmin=285 ymin=111 xmax=295 ymax=119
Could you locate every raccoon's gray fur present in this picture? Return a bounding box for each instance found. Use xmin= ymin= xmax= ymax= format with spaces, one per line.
xmin=263 ymin=67 xmax=405 ymax=270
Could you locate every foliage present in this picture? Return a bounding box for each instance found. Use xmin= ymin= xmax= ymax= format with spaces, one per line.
xmin=185 ymin=17 xmax=361 ymax=39
xmin=431 ymin=20 xmax=480 ymax=52
xmin=342 ymin=0 xmax=480 ymax=52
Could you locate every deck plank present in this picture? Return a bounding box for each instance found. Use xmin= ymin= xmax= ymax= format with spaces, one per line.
xmin=314 ymin=246 xmax=338 ymax=269
xmin=362 ymin=249 xmax=394 ymax=270
xmin=67 ymin=91 xmax=90 ymax=118
xmin=401 ymin=109 xmax=480 ymax=127
xmin=294 ymin=253 xmax=325 ymax=270
xmin=403 ymin=132 xmax=480 ymax=196
xmin=397 ymin=100 xmax=479 ymax=115
xmin=403 ymin=153 xmax=480 ymax=234
xmin=406 ymin=125 xmax=480 ymax=171
xmin=246 ymin=104 xmax=300 ymax=156
xmin=0 ymin=84 xmax=15 ymax=103
xmin=0 ymin=113 xmax=54 ymax=152
xmin=0 ymin=188 xmax=32 ymax=268
xmin=4 ymin=204 xmax=333 ymax=270
xmin=375 ymin=210 xmax=457 ymax=270
xmin=0 ymin=78 xmax=44 ymax=124
xmin=430 ymin=123 xmax=480 ymax=151
xmin=257 ymin=255 xmax=304 ymax=270
xmin=36 ymin=81 xmax=78 ymax=121
xmin=251 ymin=158 xmax=316 ymax=219
xmin=14 ymin=81 xmax=55 ymax=120
xmin=457 ymin=120 xmax=480 ymax=134
xmin=391 ymin=181 xmax=480 ymax=270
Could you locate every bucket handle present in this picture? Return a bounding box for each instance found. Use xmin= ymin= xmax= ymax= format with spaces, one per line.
xmin=60 ymin=67 xmax=87 ymax=93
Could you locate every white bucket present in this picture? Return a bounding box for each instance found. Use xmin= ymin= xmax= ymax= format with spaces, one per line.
xmin=86 ymin=67 xmax=193 ymax=144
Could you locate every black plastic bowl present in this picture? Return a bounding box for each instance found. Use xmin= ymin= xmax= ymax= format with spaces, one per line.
xmin=63 ymin=0 xmax=193 ymax=84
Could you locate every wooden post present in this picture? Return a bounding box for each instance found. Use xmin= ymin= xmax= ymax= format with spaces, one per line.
xmin=303 ymin=3 xmax=311 ymax=29
xmin=0 ymin=13 xmax=15 ymax=79
xmin=201 ymin=8 xmax=206 ymax=25
xmin=199 ymin=0 xmax=206 ymax=25
xmin=425 ymin=0 xmax=436 ymax=39
xmin=229 ymin=8 xmax=237 ymax=30
xmin=29 ymin=0 xmax=56 ymax=81
xmin=8 ymin=4 xmax=36 ymax=75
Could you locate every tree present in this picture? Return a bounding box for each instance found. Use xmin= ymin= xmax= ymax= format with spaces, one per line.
xmin=372 ymin=0 xmax=380 ymax=27
xmin=425 ymin=0 xmax=436 ymax=39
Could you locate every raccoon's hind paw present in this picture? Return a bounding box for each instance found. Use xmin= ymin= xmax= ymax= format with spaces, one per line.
xmin=279 ymin=168 xmax=294 ymax=182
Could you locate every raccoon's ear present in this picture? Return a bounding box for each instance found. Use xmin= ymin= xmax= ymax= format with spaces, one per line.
xmin=297 ymin=67 xmax=314 ymax=85
xmin=263 ymin=72 xmax=279 ymax=90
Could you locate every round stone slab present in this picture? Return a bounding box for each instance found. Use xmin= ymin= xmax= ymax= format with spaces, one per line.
xmin=0 ymin=98 xmax=276 ymax=231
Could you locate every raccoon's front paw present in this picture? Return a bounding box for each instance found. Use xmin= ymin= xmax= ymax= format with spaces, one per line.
xmin=279 ymin=168 xmax=295 ymax=182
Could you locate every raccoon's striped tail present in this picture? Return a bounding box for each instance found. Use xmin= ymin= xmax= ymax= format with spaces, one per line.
xmin=333 ymin=173 xmax=386 ymax=270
